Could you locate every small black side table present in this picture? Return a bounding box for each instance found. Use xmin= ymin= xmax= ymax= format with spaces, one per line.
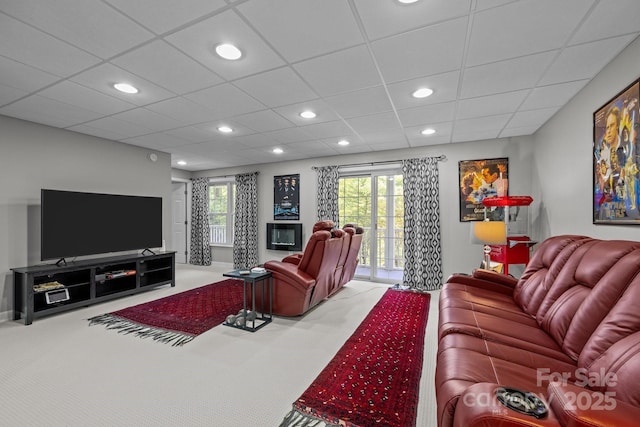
xmin=223 ymin=269 xmax=273 ymax=332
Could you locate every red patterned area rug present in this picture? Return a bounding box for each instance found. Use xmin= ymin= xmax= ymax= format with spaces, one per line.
xmin=280 ymin=289 xmax=431 ymax=427
xmin=88 ymin=278 xmax=244 ymax=346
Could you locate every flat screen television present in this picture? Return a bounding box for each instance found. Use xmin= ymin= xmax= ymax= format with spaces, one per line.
xmin=266 ymin=223 xmax=303 ymax=252
xmin=41 ymin=189 xmax=163 ymax=261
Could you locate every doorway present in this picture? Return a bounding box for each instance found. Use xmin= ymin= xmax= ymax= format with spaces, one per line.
xmin=338 ymin=171 xmax=404 ymax=283
xmin=171 ymin=182 xmax=188 ymax=263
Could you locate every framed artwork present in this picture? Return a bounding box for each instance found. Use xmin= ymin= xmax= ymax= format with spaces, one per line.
xmin=593 ymin=79 xmax=640 ymax=224
xmin=459 ymin=157 xmax=509 ymax=222
xmin=274 ymin=174 xmax=300 ymax=220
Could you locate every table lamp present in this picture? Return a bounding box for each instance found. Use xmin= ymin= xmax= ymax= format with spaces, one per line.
xmin=471 ymin=220 xmax=507 ymax=269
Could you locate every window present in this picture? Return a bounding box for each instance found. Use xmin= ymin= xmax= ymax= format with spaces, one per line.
xmin=209 ymin=181 xmax=235 ymax=245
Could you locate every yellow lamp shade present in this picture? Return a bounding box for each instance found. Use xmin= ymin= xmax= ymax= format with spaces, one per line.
xmin=472 ymin=221 xmax=507 ymax=245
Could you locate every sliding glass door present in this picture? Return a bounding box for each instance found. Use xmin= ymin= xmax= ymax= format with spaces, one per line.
xmin=338 ymin=171 xmax=404 ymax=283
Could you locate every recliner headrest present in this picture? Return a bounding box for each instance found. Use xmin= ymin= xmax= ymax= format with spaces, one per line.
xmin=313 ymin=220 xmax=335 ymax=232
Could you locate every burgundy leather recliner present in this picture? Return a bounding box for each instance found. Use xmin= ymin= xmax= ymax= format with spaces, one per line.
xmin=436 ymin=235 xmax=640 ymax=427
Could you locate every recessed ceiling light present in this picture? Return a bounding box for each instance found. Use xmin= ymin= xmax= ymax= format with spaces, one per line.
xmin=113 ymin=83 xmax=138 ymax=94
xmin=300 ymin=110 xmax=316 ymax=119
xmin=412 ymin=87 xmax=433 ymax=98
xmin=218 ymin=125 xmax=233 ymax=133
xmin=215 ymin=43 xmax=242 ymax=60
xmin=338 ymin=139 xmax=350 ymax=146
xmin=421 ymin=128 xmax=436 ymax=135
xmin=177 ymin=160 xmax=187 ymax=166
xmin=273 ymin=148 xmax=284 ymax=154
xmin=398 ymin=0 xmax=419 ymax=3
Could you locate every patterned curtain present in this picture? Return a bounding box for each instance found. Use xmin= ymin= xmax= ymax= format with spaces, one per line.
xmin=402 ymin=157 xmax=443 ymax=291
xmin=189 ymin=177 xmax=211 ymax=266
xmin=233 ymin=172 xmax=259 ymax=269
xmin=314 ymin=165 xmax=339 ymax=224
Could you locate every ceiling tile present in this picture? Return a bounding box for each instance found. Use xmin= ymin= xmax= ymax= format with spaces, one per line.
xmin=346 ymin=111 xmax=402 ymax=134
xmin=143 ymin=97 xmax=217 ymax=125
xmin=299 ymin=120 xmax=353 ymax=140
xmin=398 ymin=102 xmax=456 ymax=127
xmin=165 ymin=9 xmax=285 ymax=80
xmin=539 ymin=35 xmax=637 ymax=86
xmin=452 ymin=129 xmax=500 ymax=143
xmin=371 ymin=17 xmax=468 ymax=83
xmin=77 ymin=116 xmax=153 ymax=139
xmin=456 ymin=90 xmax=529 ymax=120
xmin=105 ymin=0 xmax=227 ymax=34
xmin=507 ymin=107 xmax=558 ymax=129
xmin=0 ymin=13 xmax=100 ymax=77
xmin=0 ymin=95 xmax=103 ymax=128
xmin=0 ymin=84 xmax=28 ymax=106
xmin=262 ymin=127 xmax=313 ymax=144
xmin=500 ymin=125 xmax=540 ymax=138
xmin=0 ymin=56 xmax=59 ymax=94
xmin=466 ymin=0 xmax=592 ymax=66
xmin=185 ymin=83 xmax=265 ymax=119
xmin=111 ymin=108 xmax=185 ymax=132
xmin=123 ymin=132 xmax=194 ymax=149
xmin=293 ymin=45 xmax=381 ymax=96
xmin=454 ymin=114 xmax=511 ymax=134
xmin=1 ymin=0 xmax=154 ymax=59
xmin=38 ymin=81 xmax=136 ymax=116
xmin=570 ymin=0 xmax=640 ymax=45
xmin=69 ymin=123 xmax=135 ymax=142
xmin=112 ymin=40 xmax=223 ymax=94
xmin=237 ymin=0 xmax=364 ymax=62
xmin=273 ymin=99 xmax=341 ymax=125
xmin=358 ymin=128 xmax=406 ymax=146
xmin=406 ymin=122 xmax=453 ymax=146
xmin=229 ymin=133 xmax=278 ymax=148
xmin=231 ymin=109 xmax=295 ymax=133
xmin=164 ymin=126 xmax=218 ymax=143
xmin=354 ymin=0 xmax=471 ymax=40
xmin=387 ymin=71 xmax=460 ymax=110
xmin=461 ymin=51 xmax=557 ymax=98
xmin=324 ymin=86 xmax=393 ymax=119
xmin=71 ymin=63 xmax=176 ymax=106
xmin=192 ymin=120 xmax=257 ymax=138
xmin=233 ymin=67 xmax=317 ymax=107
xmin=520 ymin=80 xmax=588 ymax=110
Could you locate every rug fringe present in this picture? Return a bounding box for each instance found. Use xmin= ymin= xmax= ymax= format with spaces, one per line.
xmin=88 ymin=314 xmax=195 ymax=347
xmin=278 ymin=408 xmax=340 ymax=427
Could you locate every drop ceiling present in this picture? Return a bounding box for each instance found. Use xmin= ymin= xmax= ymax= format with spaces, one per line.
xmin=1 ymin=0 xmax=639 ymax=171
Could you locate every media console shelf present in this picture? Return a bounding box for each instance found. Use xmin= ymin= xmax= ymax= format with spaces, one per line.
xmin=12 ymin=251 xmax=175 ymax=325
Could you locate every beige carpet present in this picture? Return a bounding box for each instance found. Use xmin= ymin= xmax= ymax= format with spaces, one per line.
xmin=0 ymin=262 xmax=439 ymax=426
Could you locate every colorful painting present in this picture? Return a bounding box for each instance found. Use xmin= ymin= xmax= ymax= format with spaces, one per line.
xmin=593 ymin=79 xmax=640 ymax=224
xmin=274 ymin=174 xmax=299 ymax=220
xmin=459 ymin=158 xmax=509 ymax=222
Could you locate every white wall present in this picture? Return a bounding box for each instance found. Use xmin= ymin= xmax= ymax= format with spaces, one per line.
xmin=192 ymin=136 xmax=534 ymax=280
xmin=532 ymin=36 xmax=640 ymax=241
xmin=0 ymin=115 xmax=173 ymax=321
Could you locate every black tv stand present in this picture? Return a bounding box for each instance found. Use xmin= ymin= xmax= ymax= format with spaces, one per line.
xmin=12 ymin=251 xmax=175 ymax=325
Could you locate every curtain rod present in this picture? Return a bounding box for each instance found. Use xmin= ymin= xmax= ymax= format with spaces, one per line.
xmin=313 ymin=155 xmax=447 ymax=170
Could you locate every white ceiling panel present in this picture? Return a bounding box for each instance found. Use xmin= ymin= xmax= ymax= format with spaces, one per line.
xmin=71 ymin=63 xmax=176 ymax=106
xmin=539 ymin=35 xmax=636 ymax=86
xmin=105 ymin=0 xmax=227 ymax=35
xmin=0 ymin=95 xmax=102 ymax=128
xmin=520 ymin=80 xmax=589 ymax=110
xmin=456 ymin=90 xmax=529 ymax=120
xmin=231 ymin=110 xmax=295 ymax=133
xmin=324 ymin=86 xmax=393 ymax=119
xmin=0 ymin=13 xmax=100 ymax=77
xmin=293 ymin=45 xmax=382 ymax=96
xmin=354 ymin=0 xmax=472 ymax=41
xmin=398 ymin=102 xmax=456 ymax=128
xmin=1 ymin=0 xmax=154 ymax=59
xmin=233 ymin=67 xmax=317 ymax=108
xmin=461 ymin=51 xmax=557 ymax=99
xmin=165 ymin=10 xmax=285 ymax=81
xmin=185 ymin=83 xmax=265 ymax=120
xmin=237 ymin=0 xmax=364 ymax=63
xmin=570 ymin=0 xmax=640 ymax=45
xmin=0 ymin=1 xmax=638 ymax=170
xmin=372 ymin=17 xmax=468 ymax=83
xmin=387 ymin=71 xmax=460 ymax=110
xmin=112 ymin=40 xmax=223 ymax=94
xmin=38 ymin=81 xmax=136 ymax=116
xmin=466 ymin=0 xmax=592 ymax=66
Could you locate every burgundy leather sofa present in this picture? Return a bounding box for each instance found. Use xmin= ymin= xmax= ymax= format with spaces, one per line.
xmin=260 ymin=221 xmax=363 ymax=316
xmin=436 ymin=235 xmax=640 ymax=427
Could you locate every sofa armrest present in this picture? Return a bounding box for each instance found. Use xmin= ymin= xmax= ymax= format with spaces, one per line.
xmin=452 ymin=383 xmax=560 ymax=427
xmin=281 ymin=253 xmax=303 ymax=265
xmin=264 ymin=260 xmax=315 ymax=292
xmin=446 ymin=270 xmax=517 ymax=296
xmin=547 ymin=382 xmax=640 ymax=427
